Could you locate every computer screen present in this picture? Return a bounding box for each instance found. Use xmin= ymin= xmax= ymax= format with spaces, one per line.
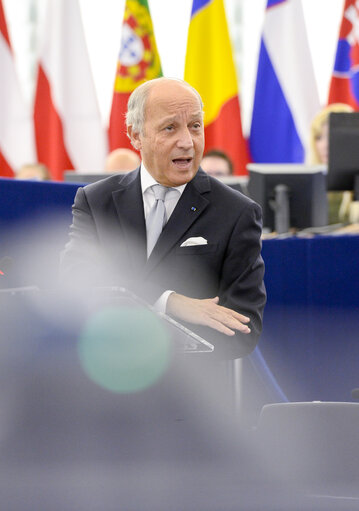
xmin=247 ymin=164 xmax=328 ymax=232
xmin=328 ymin=112 xmax=359 ymax=198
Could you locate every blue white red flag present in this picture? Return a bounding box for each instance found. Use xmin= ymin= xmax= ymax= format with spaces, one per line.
xmin=249 ymin=0 xmax=320 ymax=163
xmin=328 ymin=0 xmax=359 ymax=109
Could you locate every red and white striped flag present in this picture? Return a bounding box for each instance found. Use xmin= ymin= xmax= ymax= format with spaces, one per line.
xmin=34 ymin=0 xmax=107 ymax=180
xmin=0 ymin=0 xmax=35 ymax=177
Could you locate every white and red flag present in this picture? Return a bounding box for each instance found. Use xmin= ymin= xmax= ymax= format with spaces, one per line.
xmin=0 ymin=0 xmax=35 ymax=177
xmin=34 ymin=0 xmax=107 ymax=180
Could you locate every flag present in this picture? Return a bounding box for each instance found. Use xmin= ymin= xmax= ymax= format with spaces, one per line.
xmin=249 ymin=0 xmax=320 ymax=163
xmin=0 ymin=0 xmax=35 ymax=177
xmin=184 ymin=0 xmax=250 ymax=175
xmin=328 ymin=0 xmax=359 ymax=109
xmin=109 ymin=0 xmax=162 ymax=152
xmin=34 ymin=0 xmax=107 ymax=181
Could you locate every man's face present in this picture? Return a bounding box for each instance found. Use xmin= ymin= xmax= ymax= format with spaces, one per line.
xmin=129 ymin=81 xmax=204 ymax=187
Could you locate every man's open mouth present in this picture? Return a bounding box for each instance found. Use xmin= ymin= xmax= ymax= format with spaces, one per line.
xmin=172 ymin=157 xmax=193 ymax=165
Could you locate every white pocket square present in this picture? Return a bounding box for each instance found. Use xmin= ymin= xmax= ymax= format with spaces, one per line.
xmin=180 ymin=236 xmax=208 ymax=247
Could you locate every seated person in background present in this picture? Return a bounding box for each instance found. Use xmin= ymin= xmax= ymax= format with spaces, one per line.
xmin=200 ymin=149 xmax=233 ymax=178
xmin=201 ymin=149 xmax=247 ymax=194
xmin=15 ymin=163 xmax=50 ymax=181
xmin=308 ymin=103 xmax=354 ymax=224
xmin=104 ymin=148 xmax=140 ymax=173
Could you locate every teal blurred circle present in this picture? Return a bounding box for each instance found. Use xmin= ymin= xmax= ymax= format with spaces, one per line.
xmin=78 ymin=306 xmax=172 ymax=393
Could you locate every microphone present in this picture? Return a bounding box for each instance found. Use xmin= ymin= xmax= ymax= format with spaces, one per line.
xmin=0 ymin=256 xmax=12 ymax=276
xmin=351 ymin=388 xmax=359 ymax=400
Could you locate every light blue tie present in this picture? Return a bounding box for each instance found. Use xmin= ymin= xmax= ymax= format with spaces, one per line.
xmin=146 ymin=184 xmax=168 ymax=257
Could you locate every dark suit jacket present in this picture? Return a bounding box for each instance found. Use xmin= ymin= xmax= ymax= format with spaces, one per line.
xmin=60 ymin=167 xmax=266 ymax=358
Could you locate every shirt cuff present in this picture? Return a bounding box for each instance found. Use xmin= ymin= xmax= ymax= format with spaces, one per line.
xmin=153 ymin=290 xmax=175 ymax=314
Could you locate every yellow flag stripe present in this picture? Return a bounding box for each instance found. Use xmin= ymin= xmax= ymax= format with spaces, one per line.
xmin=184 ymin=0 xmax=239 ymax=126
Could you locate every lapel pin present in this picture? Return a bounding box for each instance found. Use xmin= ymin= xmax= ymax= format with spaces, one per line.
xmin=191 ymin=206 xmax=197 ymax=212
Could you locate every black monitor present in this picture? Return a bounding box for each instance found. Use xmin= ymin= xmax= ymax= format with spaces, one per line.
xmin=218 ymin=175 xmax=249 ymax=195
xmin=247 ymin=164 xmax=328 ymax=232
xmin=328 ymin=112 xmax=359 ymax=198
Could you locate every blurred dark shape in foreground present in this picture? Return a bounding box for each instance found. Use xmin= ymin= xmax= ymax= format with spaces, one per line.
xmin=1 ymin=287 xmax=359 ymax=510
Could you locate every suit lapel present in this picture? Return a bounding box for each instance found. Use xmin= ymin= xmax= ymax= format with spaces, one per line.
xmin=144 ymin=170 xmax=211 ymax=275
xmin=111 ymin=169 xmax=147 ymax=271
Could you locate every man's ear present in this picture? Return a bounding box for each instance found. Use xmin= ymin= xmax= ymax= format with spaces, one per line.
xmin=127 ymin=126 xmax=142 ymax=151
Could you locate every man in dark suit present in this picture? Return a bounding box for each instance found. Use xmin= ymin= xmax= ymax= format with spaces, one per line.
xmin=60 ymin=78 xmax=266 ymax=359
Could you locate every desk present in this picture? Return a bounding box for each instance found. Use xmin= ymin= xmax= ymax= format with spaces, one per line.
xmin=1 ymin=178 xmax=359 ymax=403
xmin=257 ymin=235 xmax=359 ymax=402
xmin=0 ymin=178 xmax=81 ymax=288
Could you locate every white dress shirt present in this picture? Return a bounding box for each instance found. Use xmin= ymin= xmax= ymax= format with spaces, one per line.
xmin=140 ymin=164 xmax=186 ymax=312
xmin=141 ymin=164 xmax=185 ymax=221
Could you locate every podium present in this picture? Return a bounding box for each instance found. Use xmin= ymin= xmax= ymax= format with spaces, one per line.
xmin=1 ymin=284 xmax=214 ymax=355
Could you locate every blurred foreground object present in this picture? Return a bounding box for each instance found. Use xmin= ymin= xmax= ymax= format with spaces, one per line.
xmin=257 ymin=402 xmax=359 ymax=493
xmin=1 ymin=286 xmax=358 ymax=509
xmin=0 ymin=286 xmax=262 ymax=510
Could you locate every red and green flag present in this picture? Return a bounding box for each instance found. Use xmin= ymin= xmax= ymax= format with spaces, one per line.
xmin=109 ymin=0 xmax=162 ymax=152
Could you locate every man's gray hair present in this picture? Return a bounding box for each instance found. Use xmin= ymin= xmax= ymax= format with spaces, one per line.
xmin=126 ymin=77 xmax=204 ymax=136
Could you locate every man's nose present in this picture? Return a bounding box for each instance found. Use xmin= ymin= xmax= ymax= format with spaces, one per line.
xmin=177 ymin=127 xmax=194 ymax=149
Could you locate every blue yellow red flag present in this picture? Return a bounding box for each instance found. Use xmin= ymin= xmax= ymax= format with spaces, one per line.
xmin=184 ymin=0 xmax=250 ymax=175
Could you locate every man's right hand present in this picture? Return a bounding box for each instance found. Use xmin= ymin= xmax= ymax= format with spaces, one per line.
xmin=166 ymin=293 xmax=251 ymax=336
